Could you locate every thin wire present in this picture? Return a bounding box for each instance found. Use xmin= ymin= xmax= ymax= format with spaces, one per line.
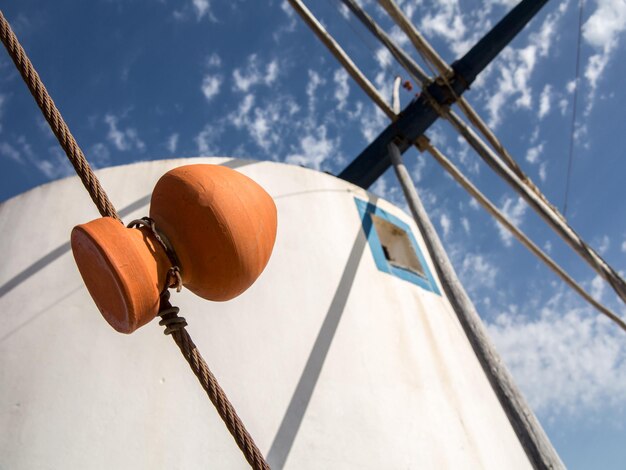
xmin=563 ymin=0 xmax=585 ymax=216
xmin=325 ymin=0 xmax=414 ymax=97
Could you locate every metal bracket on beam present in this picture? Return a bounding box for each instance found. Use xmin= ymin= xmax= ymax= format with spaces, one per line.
xmin=338 ymin=78 xmax=461 ymax=188
xmin=337 ymin=0 xmax=550 ymax=189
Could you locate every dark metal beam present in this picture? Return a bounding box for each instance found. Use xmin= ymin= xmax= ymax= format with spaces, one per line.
xmin=338 ymin=86 xmax=446 ymax=188
xmin=452 ymin=0 xmax=550 ymax=86
xmin=338 ymin=0 xmax=550 ymax=188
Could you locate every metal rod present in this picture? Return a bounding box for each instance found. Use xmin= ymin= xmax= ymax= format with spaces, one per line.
xmin=377 ymin=0 xmax=451 ymax=75
xmin=338 ymin=0 xmax=626 ymax=307
xmin=338 ymin=0 xmax=431 ymax=85
xmin=392 ymin=76 xmax=401 ymax=114
xmin=290 ymin=0 xmax=626 ymax=307
xmin=377 ymin=0 xmax=610 ymax=293
xmin=286 ymin=0 xmax=395 ymax=119
xmin=417 ymin=137 xmax=626 ymax=332
xmin=338 ymin=93 xmax=438 ymax=187
xmin=444 ymin=109 xmax=626 ymax=306
xmin=337 ymin=0 xmax=549 ymax=188
xmin=388 ymin=142 xmax=564 ymax=470
xmin=377 ymin=0 xmax=536 ymax=186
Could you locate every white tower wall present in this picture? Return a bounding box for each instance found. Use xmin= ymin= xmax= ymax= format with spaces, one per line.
xmin=0 ymin=158 xmax=531 ymax=469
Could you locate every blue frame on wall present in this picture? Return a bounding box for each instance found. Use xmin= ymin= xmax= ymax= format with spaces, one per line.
xmin=354 ymin=197 xmax=440 ymax=296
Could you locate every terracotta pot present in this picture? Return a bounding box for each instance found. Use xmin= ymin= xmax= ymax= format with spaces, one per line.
xmin=150 ymin=164 xmax=277 ymax=301
xmin=71 ymin=164 xmax=277 ymax=334
xmin=71 ymin=217 xmax=170 ymax=333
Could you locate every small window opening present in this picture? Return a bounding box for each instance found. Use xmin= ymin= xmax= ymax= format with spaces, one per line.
xmin=370 ymin=213 xmax=426 ymax=278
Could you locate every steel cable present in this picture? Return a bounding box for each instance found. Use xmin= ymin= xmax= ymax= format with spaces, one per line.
xmin=0 ymin=10 xmax=269 ymax=469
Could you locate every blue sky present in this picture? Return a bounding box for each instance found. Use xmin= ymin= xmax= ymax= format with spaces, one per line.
xmin=2 ymin=0 xmax=626 ymax=467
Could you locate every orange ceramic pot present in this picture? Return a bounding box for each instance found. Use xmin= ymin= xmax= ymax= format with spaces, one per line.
xmin=71 ymin=164 xmax=277 ymax=334
xmin=71 ymin=217 xmax=171 ymax=333
xmin=150 ymin=164 xmax=277 ymax=301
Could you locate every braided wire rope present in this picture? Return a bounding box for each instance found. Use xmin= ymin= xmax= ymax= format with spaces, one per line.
xmin=0 ymin=10 xmax=270 ymax=469
xmin=158 ymin=292 xmax=270 ymax=470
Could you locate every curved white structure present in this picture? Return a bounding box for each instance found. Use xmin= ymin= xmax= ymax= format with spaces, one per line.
xmin=0 ymin=158 xmax=532 ymax=469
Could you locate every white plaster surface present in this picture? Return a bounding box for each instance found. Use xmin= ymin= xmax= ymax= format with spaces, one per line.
xmin=0 ymin=158 xmax=532 ymax=469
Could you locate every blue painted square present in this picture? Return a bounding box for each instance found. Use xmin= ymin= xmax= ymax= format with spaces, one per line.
xmin=355 ymin=198 xmax=440 ymax=295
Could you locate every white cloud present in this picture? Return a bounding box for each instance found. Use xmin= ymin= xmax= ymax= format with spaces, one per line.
xmin=0 ymin=136 xmax=76 ymax=179
xmin=192 ymin=0 xmax=211 ymax=20
xmin=374 ymin=48 xmax=393 ymax=70
xmin=582 ymin=0 xmax=626 ymax=109
xmin=89 ymin=143 xmax=111 ymax=168
xmin=104 ymin=114 xmax=145 ymax=152
xmin=487 ymin=291 xmax=626 ymax=418
xmin=35 ymin=146 xmax=73 ymax=179
xmin=454 ymin=135 xmax=480 ymax=175
xmin=529 ymin=125 xmax=540 ymax=144
xmin=461 ymin=252 xmax=498 ymax=290
xmin=469 ymin=198 xmax=480 ymax=210
xmin=173 ymin=0 xmax=215 ymax=22
xmin=419 ymin=0 xmax=468 ymax=57
xmin=167 ymin=133 xmax=179 ymax=154
xmin=285 ymin=125 xmax=338 ymax=170
xmin=496 ymin=196 xmax=527 ymax=247
xmin=267 ymin=60 xmax=279 ymax=84
xmin=228 ymin=93 xmax=299 ymax=154
xmin=206 ymin=53 xmax=221 ymax=68
xmin=370 ymin=174 xmax=408 ymax=212
xmin=201 ymin=74 xmax=222 ymax=101
xmin=275 ymin=1 xmax=297 ymax=38
xmin=412 ymin=154 xmax=427 ymax=183
xmin=484 ymin=5 xmax=565 ymax=128
xmin=590 ymin=274 xmax=606 ymax=301
xmin=583 ymin=0 xmax=626 ymax=50
xmin=374 ymin=70 xmax=394 ymax=107
xmin=344 ymin=101 xmax=363 ymax=123
xmin=428 ymin=125 xmax=447 ymax=149
xmin=232 ymin=55 xmax=279 ymax=93
xmin=584 ymin=53 xmax=609 ymax=98
xmin=333 ymin=69 xmax=350 ymax=110
xmin=538 ymin=84 xmax=552 ymax=119
xmin=229 ymin=94 xmax=255 ymax=129
xmin=525 ymin=143 xmax=544 ymax=164
xmin=195 ymin=124 xmax=221 ymax=155
xmin=539 ymin=161 xmax=547 ymax=182
xmin=596 ymin=235 xmax=611 ymax=254
xmin=485 ymin=46 xmax=535 ymax=127
xmin=440 ymin=213 xmax=452 ymax=237
xmin=248 ymin=105 xmax=282 ymax=151
xmin=338 ymin=3 xmax=350 ymax=20
xmin=461 ymin=216 xmax=471 ymax=234
xmin=280 ymin=0 xmax=295 ymax=19
xmin=359 ymin=103 xmax=387 ymax=142
xmin=36 ymin=116 xmax=54 ymax=139
xmin=0 ymin=142 xmax=22 ymax=163
xmin=17 ymin=136 xmax=36 ymax=161
xmin=306 ymin=70 xmax=325 ymax=113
